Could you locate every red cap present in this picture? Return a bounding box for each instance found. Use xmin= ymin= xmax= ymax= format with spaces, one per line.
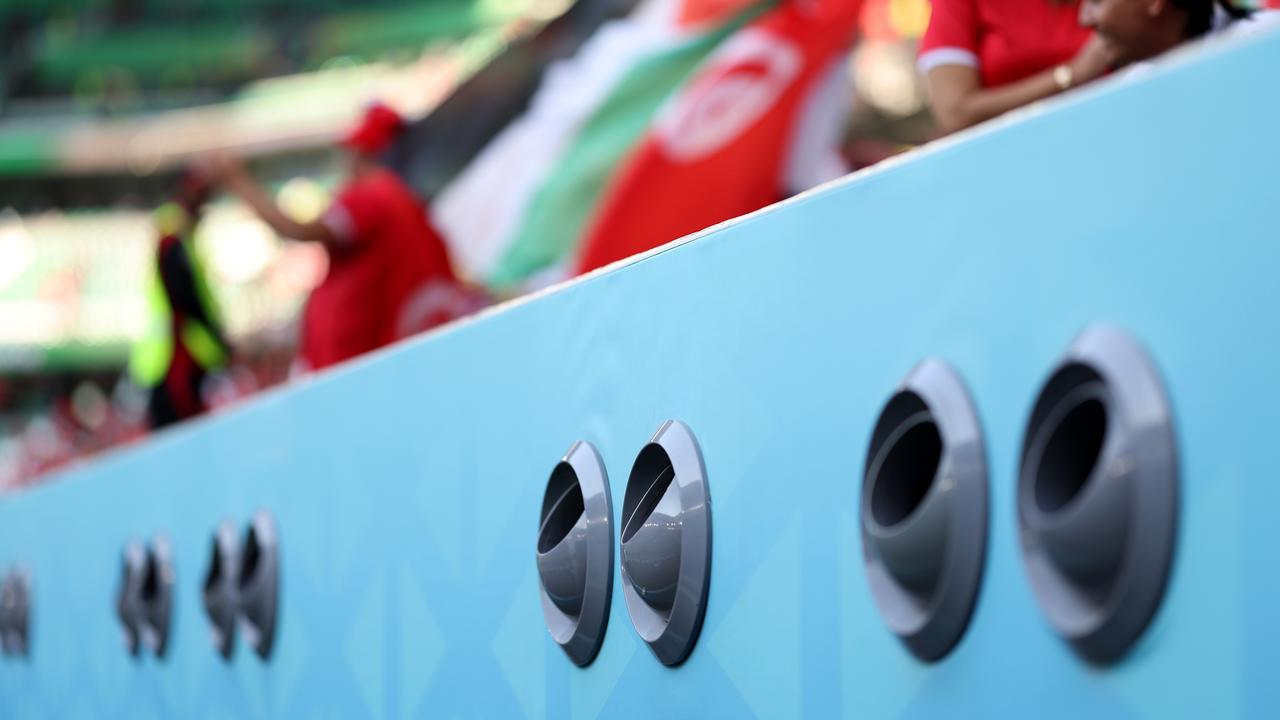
xmin=341 ymin=103 xmax=405 ymax=156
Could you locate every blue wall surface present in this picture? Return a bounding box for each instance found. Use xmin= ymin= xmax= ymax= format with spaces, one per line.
xmin=1 ymin=28 xmax=1278 ymax=719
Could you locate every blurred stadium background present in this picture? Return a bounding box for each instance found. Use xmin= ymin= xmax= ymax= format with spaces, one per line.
xmin=0 ymin=0 xmax=932 ymax=490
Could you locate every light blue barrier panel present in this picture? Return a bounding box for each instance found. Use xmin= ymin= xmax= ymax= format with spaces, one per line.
xmin=2 ymin=28 xmax=1278 ymax=719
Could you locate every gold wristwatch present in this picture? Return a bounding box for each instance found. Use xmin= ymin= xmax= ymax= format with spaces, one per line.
xmin=1053 ymin=64 xmax=1075 ymax=91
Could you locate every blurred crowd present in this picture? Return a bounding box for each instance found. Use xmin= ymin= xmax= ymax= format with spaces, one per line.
xmin=1 ymin=0 xmax=1275 ymax=492
xmin=0 ymin=0 xmax=516 ymax=116
xmin=0 ymin=344 xmax=293 ymax=490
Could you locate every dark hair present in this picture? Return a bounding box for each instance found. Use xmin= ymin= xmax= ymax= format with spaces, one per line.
xmin=1171 ymin=0 xmax=1252 ymax=38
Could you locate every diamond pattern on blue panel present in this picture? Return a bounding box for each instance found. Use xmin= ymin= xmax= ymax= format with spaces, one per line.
xmin=708 ymin=514 xmax=803 ymax=718
xmin=492 ymin=566 xmax=546 ymax=719
xmin=398 ymin=564 xmax=446 ymax=719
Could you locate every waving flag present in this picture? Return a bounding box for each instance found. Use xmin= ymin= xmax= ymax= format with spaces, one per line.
xmin=574 ymin=0 xmax=861 ymax=274
xmin=434 ymin=0 xmax=767 ymax=291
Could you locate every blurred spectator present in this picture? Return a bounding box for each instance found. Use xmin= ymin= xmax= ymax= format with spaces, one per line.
xmin=919 ymin=0 xmax=1112 ymax=134
xmin=128 ymin=167 xmax=231 ymax=429
xmin=1079 ymin=0 xmax=1277 ymax=69
xmin=214 ymin=103 xmax=482 ymax=372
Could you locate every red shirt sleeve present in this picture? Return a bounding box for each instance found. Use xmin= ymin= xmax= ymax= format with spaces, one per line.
xmin=918 ymin=0 xmax=980 ymax=73
xmin=322 ymin=178 xmax=386 ymax=246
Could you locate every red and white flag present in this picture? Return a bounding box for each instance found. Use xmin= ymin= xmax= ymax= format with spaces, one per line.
xmin=574 ymin=0 xmax=863 ymax=274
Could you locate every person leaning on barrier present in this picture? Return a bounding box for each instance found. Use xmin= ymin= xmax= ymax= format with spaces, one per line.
xmin=919 ymin=0 xmax=1113 ymax=135
xmin=211 ymin=103 xmax=483 ymax=373
xmin=129 ymin=166 xmax=231 ymax=429
xmin=1079 ymin=0 xmax=1276 ymax=70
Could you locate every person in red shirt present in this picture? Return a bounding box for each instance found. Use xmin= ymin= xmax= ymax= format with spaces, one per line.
xmin=215 ymin=104 xmax=480 ymax=371
xmin=919 ymin=0 xmax=1113 ymax=135
xmin=1079 ymin=0 xmax=1272 ymax=69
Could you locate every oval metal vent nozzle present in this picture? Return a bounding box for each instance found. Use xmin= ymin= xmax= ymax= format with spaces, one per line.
xmin=1017 ymin=326 xmax=1178 ymax=664
xmin=203 ymin=520 xmax=239 ymax=660
xmin=116 ymin=541 xmax=147 ymax=657
xmin=141 ymin=535 xmax=176 ymax=658
xmin=116 ymin=537 xmax=174 ymax=659
xmin=536 ymin=440 xmax=614 ymax=666
xmin=861 ymin=359 xmax=988 ymax=662
xmin=0 ymin=565 xmax=31 ymax=658
xmin=237 ymin=509 xmax=280 ymax=660
xmin=619 ymin=420 xmax=711 ymax=666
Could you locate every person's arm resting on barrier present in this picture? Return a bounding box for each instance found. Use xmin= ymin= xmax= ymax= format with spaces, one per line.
xmin=920 ymin=0 xmax=1112 ymax=136
xmin=925 ymin=39 xmax=1109 ymax=135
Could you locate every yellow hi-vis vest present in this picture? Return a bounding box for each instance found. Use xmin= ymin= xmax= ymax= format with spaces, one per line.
xmin=128 ymin=202 xmax=228 ymax=388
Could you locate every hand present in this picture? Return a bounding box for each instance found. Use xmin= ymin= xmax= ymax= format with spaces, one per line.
xmin=1069 ymin=35 xmax=1117 ymax=85
xmin=200 ymin=150 xmax=244 ymax=184
xmin=190 ymin=153 xmax=219 ymax=182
